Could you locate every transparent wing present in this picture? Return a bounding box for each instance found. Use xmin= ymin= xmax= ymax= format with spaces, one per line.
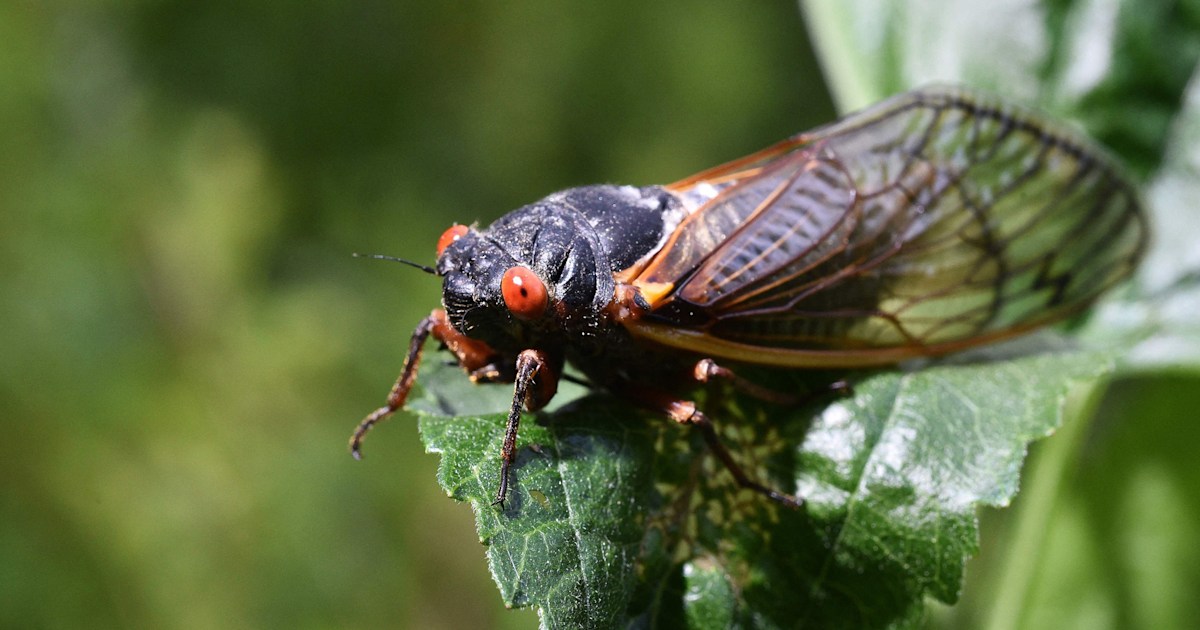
xmin=627 ymin=86 xmax=1148 ymax=367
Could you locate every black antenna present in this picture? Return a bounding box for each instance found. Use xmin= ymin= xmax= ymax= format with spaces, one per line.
xmin=352 ymin=253 xmax=436 ymax=275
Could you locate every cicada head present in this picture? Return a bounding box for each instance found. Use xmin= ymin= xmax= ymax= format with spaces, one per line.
xmin=435 ymin=187 xmax=653 ymax=354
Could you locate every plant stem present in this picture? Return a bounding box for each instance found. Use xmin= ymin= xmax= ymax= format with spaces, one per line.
xmin=981 ymin=378 xmax=1109 ymax=630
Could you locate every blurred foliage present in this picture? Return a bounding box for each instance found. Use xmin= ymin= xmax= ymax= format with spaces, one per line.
xmin=803 ymin=1 xmax=1200 ymax=628
xmin=0 ymin=2 xmax=832 ymax=628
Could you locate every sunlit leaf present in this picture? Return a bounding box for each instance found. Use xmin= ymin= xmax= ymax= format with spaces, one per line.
xmin=799 ymin=4 xmax=1200 ymax=629
xmin=415 ymin=334 xmax=1114 ymax=627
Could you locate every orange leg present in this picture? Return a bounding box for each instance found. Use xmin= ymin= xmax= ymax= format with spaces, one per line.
xmin=349 ymin=312 xmax=439 ymax=459
xmin=351 ymin=308 xmax=561 ymax=509
xmin=492 ymin=349 xmax=557 ymax=508
xmin=624 ymin=386 xmax=803 ymax=509
xmin=693 ymin=358 xmax=851 ymax=405
xmin=350 ymin=309 xmax=503 ymax=459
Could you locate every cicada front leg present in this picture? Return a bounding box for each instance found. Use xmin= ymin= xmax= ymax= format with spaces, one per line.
xmin=350 ymin=308 xmax=503 ymax=459
xmin=492 ymin=348 xmax=560 ymax=509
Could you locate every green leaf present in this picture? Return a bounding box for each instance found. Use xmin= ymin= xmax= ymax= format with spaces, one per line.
xmin=414 ymin=334 xmax=1114 ymax=628
xmin=416 ymin=389 xmax=656 ymax=628
xmin=801 ymin=3 xmax=1200 ymax=629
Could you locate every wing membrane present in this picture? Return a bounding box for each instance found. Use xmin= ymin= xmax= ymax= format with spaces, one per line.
xmin=627 ymin=86 xmax=1147 ymax=366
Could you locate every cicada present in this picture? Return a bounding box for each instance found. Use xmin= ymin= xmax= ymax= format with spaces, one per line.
xmin=351 ymin=86 xmax=1147 ymax=508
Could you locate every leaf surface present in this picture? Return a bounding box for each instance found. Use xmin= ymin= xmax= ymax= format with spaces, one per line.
xmin=415 ymin=335 xmax=1112 ymax=627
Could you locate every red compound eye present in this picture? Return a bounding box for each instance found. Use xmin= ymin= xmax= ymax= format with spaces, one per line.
xmin=436 ymin=224 xmax=469 ymax=257
xmin=501 ymin=266 xmax=548 ymax=320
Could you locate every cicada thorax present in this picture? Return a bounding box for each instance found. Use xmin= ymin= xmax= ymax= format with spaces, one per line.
xmin=435 ymin=184 xmax=687 ymax=355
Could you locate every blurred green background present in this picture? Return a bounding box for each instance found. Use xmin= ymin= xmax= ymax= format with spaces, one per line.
xmin=0 ymin=2 xmax=834 ymax=627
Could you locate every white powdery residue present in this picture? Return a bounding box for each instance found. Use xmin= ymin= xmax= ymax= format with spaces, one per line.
xmin=867 ymin=417 xmax=978 ymax=514
xmin=676 ymin=182 xmax=723 ymax=215
xmin=802 ymin=402 xmax=865 ymax=480
xmin=870 ymin=424 xmax=918 ymax=476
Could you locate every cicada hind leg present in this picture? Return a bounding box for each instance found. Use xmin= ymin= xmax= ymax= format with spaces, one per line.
xmin=693 ymin=358 xmax=851 ymax=406
xmin=626 ymin=359 xmax=853 ymax=510
xmin=633 ymin=387 xmax=803 ymax=509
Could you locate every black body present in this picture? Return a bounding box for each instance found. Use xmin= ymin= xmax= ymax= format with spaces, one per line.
xmin=437 ymin=184 xmax=684 ymax=375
